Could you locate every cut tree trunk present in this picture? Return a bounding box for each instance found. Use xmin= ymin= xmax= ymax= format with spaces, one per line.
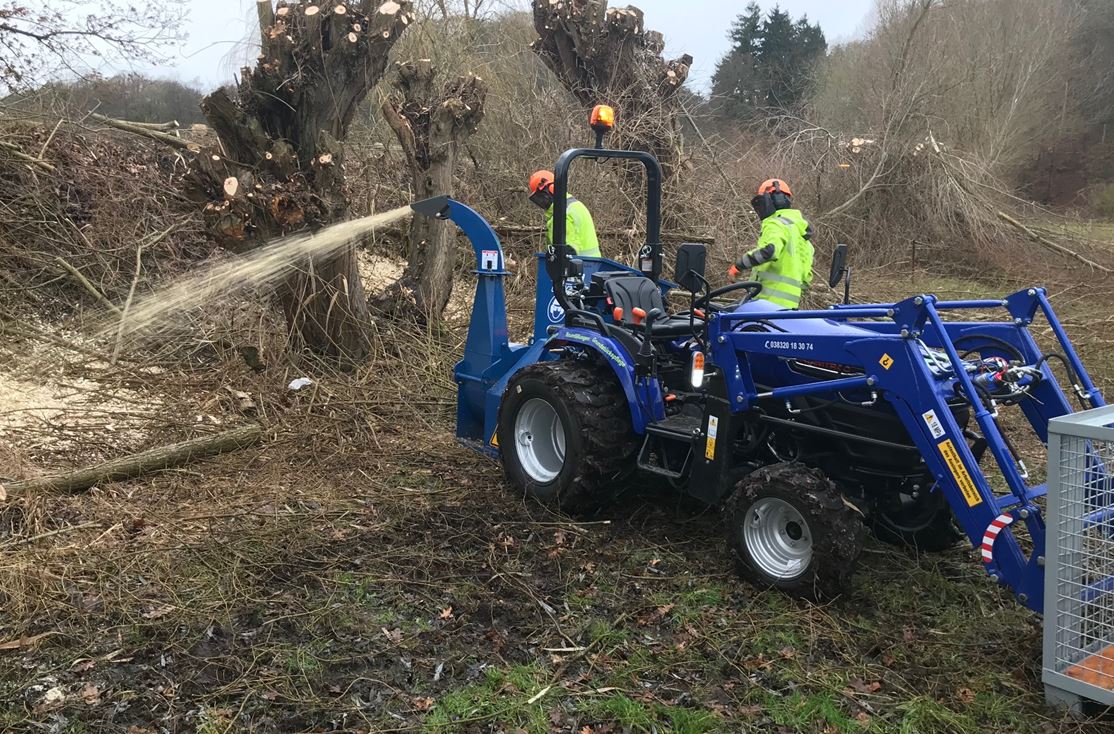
xmin=0 ymin=424 xmax=262 ymax=500
xmin=531 ymin=0 xmax=691 ymax=175
xmin=181 ymin=1 xmax=414 ymax=364
xmin=374 ymin=60 xmax=487 ymax=320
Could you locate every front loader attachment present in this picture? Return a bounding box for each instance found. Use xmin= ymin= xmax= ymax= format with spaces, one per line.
xmin=708 ymin=289 xmax=1109 ymax=612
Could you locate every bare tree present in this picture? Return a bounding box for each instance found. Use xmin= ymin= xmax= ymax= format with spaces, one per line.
xmin=375 ymin=59 xmax=487 ymax=320
xmin=0 ymin=1 xmax=184 ymax=90
xmin=531 ymin=0 xmax=692 ymax=174
xmin=182 ymin=0 xmax=414 ymax=363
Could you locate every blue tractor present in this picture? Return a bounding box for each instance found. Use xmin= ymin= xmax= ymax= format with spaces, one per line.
xmin=411 ymin=109 xmax=1108 ymax=607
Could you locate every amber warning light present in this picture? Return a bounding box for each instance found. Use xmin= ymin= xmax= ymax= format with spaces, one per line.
xmin=590 ymin=104 xmax=616 ymax=131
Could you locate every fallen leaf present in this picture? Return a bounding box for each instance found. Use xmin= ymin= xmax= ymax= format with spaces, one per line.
xmin=382 ymin=627 xmax=403 ymax=643
xmin=439 ymin=606 xmax=454 ymax=620
xmin=81 ymin=683 xmax=101 ymax=705
xmin=902 ymin=627 xmax=916 ymax=642
xmin=848 ymin=678 xmax=882 ymax=694
xmin=261 ymin=690 xmax=278 ymax=701
xmin=413 ymin=696 xmax=434 ymax=711
xmin=127 ymin=727 xmax=157 ymax=734
xmin=70 ymin=659 xmax=95 ymax=673
xmin=142 ymin=605 xmax=174 ymax=620
xmin=778 ymin=646 xmax=796 ymax=659
xmin=553 ymin=529 xmax=567 ymax=546
xmin=956 ymin=687 xmax=976 ymax=704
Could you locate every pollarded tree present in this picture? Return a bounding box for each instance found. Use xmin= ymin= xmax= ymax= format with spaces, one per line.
xmin=531 ymin=0 xmax=692 ymax=175
xmin=375 ymin=59 xmax=487 ymax=320
xmin=182 ymin=1 xmax=414 ymax=363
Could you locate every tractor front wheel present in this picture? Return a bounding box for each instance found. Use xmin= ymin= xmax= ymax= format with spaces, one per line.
xmin=725 ymin=463 xmax=864 ymax=600
xmin=497 ymin=359 xmax=638 ymax=514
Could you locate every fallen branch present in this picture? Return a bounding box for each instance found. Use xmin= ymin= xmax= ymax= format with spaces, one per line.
xmin=54 ymin=256 xmax=122 ymax=315
xmin=0 ymin=139 xmax=56 ymax=172
xmin=0 ymin=424 xmax=263 ymax=500
xmin=90 ymin=113 xmax=193 ymax=151
xmin=0 ymin=521 xmax=101 ymax=549
xmin=997 ymin=211 xmax=1111 ymax=274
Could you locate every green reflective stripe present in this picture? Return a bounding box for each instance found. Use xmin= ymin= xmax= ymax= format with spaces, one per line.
xmin=757 ymin=272 xmax=803 ymax=288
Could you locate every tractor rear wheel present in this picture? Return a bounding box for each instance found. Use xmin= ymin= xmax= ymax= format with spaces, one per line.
xmin=725 ymin=463 xmax=864 ymax=600
xmin=497 ymin=359 xmax=638 ymax=513
xmin=873 ymin=489 xmax=964 ymax=552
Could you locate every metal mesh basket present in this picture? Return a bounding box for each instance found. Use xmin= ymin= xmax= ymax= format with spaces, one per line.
xmin=1045 ymin=405 xmax=1114 ymax=710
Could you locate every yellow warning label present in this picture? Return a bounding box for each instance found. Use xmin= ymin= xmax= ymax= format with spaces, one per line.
xmin=938 ymin=438 xmax=981 ymax=507
xmin=490 ymin=431 xmax=499 ymax=448
xmin=705 ymin=416 xmax=719 ymax=461
xmin=879 ymin=353 xmax=894 ymax=370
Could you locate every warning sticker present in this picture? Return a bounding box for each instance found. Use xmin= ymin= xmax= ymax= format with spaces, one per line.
xmin=705 ymin=416 xmax=719 ymax=461
xmin=480 ymin=250 xmax=499 ymax=271
xmin=923 ymin=409 xmax=946 ymax=440
xmin=879 ymin=353 xmax=894 ymax=370
xmin=938 ymin=438 xmax=981 ymax=507
xmin=490 ymin=430 xmax=499 ymax=448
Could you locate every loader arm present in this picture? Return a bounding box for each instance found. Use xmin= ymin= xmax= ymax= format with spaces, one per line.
xmin=708 ymin=290 xmax=1108 ymax=612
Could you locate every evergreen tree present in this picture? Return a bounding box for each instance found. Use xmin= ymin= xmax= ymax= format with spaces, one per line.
xmin=712 ymin=3 xmax=826 ymax=119
xmin=711 ymin=2 xmax=762 ymax=118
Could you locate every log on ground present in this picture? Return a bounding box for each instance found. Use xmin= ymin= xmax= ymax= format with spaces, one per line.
xmin=0 ymin=424 xmax=263 ymax=500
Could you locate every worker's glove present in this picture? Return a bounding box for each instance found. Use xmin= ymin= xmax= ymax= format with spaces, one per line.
xmin=727 ymin=264 xmax=740 ymax=282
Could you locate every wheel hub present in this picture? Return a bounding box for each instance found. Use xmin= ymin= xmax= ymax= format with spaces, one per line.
xmin=742 ymin=497 xmax=814 ymax=580
xmin=514 ymin=398 xmax=566 ymax=483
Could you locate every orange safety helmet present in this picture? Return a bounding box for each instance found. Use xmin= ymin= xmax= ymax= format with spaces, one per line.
xmin=529 ymin=170 xmax=556 ymax=196
xmin=756 ymin=178 xmax=792 ymax=197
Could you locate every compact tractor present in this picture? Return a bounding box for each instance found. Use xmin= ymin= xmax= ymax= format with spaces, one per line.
xmin=411 ymin=107 xmax=1108 ymax=608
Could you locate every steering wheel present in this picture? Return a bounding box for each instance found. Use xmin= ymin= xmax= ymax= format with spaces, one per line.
xmin=694 ymin=281 xmax=763 ymax=312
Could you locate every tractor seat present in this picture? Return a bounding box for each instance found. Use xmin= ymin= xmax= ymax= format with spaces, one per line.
xmin=603 ymin=275 xmax=699 ymax=339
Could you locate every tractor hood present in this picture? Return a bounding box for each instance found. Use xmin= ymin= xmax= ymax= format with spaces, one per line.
xmin=728 ymin=300 xmax=880 ymax=338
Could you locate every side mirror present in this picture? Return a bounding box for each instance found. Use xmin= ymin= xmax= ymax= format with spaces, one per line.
xmin=829 ymin=243 xmax=849 ymax=288
xmin=675 ymin=243 xmax=707 ymax=293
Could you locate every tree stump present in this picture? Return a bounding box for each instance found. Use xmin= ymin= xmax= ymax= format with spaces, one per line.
xmin=531 ymin=0 xmax=692 ymax=174
xmin=183 ymin=0 xmax=414 ymax=364
xmin=374 ymin=59 xmax=487 ymax=320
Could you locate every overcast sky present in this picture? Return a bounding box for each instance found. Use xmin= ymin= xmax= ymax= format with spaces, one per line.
xmin=136 ymin=1 xmax=877 ymax=93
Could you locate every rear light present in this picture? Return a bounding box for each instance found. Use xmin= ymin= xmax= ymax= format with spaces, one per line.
xmin=690 ymin=351 xmax=705 ymax=388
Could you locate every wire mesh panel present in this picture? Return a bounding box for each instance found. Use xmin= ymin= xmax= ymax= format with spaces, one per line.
xmin=1045 ymin=406 xmax=1114 ymax=710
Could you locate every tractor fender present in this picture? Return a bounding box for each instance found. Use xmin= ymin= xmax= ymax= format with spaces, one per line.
xmin=543 ymin=327 xmax=655 ymax=433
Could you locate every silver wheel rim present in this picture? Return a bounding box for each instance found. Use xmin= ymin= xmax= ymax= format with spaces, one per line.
xmin=742 ymin=497 xmax=813 ymax=580
xmin=514 ymin=398 xmax=566 ymax=483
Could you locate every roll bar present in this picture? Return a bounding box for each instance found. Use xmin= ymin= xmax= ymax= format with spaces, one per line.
xmin=546 ymin=144 xmax=664 ymax=317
